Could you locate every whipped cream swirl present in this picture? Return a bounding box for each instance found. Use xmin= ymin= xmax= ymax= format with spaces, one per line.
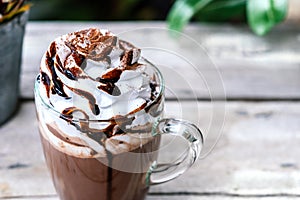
xmin=36 ymin=28 xmax=161 ymax=156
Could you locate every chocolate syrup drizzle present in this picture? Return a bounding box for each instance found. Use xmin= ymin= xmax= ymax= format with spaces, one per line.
xmin=45 ymin=42 xmax=69 ymax=98
xmin=39 ymin=29 xmax=165 ymax=151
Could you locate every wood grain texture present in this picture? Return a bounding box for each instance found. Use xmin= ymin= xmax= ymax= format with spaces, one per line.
xmin=1 ymin=196 xmax=300 ymax=200
xmin=20 ymin=22 xmax=300 ymax=100
xmin=5 ymin=21 xmax=300 ymax=200
xmin=1 ymin=101 xmax=300 ymax=198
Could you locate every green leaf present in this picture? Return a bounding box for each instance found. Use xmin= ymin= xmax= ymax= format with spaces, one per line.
xmin=247 ymin=0 xmax=288 ymax=36
xmin=167 ymin=0 xmax=213 ymax=32
xmin=195 ymin=0 xmax=247 ymax=22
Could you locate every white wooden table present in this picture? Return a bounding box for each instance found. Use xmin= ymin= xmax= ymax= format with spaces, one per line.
xmin=1 ymin=21 xmax=300 ymax=200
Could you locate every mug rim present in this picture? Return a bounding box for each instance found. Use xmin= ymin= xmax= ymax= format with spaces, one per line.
xmin=34 ymin=57 xmax=165 ymax=123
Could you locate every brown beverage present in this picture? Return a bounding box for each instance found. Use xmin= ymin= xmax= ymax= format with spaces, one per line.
xmin=39 ymin=123 xmax=160 ymax=200
xmin=35 ymin=28 xmax=203 ymax=200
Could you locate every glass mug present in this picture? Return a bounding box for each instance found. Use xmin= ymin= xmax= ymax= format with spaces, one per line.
xmin=34 ymin=57 xmax=203 ymax=200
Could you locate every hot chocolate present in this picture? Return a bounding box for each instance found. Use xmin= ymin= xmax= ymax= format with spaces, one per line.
xmin=35 ymin=27 xmax=203 ymax=200
xmin=35 ymin=28 xmax=164 ymax=200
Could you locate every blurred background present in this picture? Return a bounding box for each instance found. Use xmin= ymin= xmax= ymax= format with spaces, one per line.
xmin=29 ymin=0 xmax=174 ymax=21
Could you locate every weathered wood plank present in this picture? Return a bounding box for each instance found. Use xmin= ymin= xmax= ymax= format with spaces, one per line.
xmin=1 ymin=101 xmax=300 ymax=198
xmin=148 ymin=196 xmax=300 ymax=200
xmin=1 ymin=195 xmax=300 ymax=200
xmin=0 ymin=194 xmax=300 ymax=200
xmin=20 ymin=22 xmax=300 ymax=100
xmin=0 ymin=196 xmax=57 ymax=200
xmin=153 ymin=196 xmax=300 ymax=200
xmin=0 ymin=198 xmax=57 ymax=200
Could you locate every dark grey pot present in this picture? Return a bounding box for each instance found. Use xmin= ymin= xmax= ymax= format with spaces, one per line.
xmin=0 ymin=11 xmax=28 ymax=125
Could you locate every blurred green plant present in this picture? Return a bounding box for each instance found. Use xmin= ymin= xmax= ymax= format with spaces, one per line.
xmin=167 ymin=0 xmax=288 ymax=36
xmin=0 ymin=0 xmax=30 ymax=23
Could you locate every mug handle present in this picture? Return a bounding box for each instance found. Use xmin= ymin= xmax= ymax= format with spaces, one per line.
xmin=146 ymin=118 xmax=203 ymax=186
